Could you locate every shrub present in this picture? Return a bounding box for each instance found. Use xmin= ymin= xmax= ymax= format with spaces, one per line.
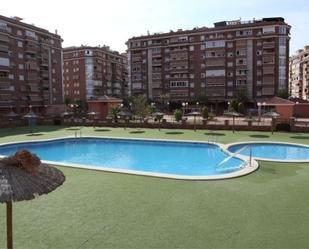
xmin=238 ymin=102 xmax=245 ymax=114
xmin=174 ymin=109 xmax=183 ymax=122
xmin=202 ymin=107 xmax=209 ymax=119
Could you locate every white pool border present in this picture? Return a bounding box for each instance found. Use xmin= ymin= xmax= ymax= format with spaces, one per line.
xmin=225 ymin=141 xmax=309 ymax=163
xmin=0 ymin=136 xmax=258 ymax=180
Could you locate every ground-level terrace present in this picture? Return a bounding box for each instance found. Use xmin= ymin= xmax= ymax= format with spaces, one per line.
xmin=0 ymin=126 xmax=309 ymax=249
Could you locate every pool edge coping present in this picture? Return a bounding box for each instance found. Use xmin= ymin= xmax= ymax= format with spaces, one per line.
xmin=0 ymin=136 xmax=259 ymax=181
xmin=224 ymin=141 xmax=309 ymax=163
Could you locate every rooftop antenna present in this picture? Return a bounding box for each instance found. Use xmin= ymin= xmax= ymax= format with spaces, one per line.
xmin=147 ymin=30 xmax=150 ymax=35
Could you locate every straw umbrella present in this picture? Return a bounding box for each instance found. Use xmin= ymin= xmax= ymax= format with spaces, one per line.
xmin=118 ymin=111 xmax=133 ymax=129
xmin=153 ymin=112 xmax=164 ymax=131
xmin=87 ymin=111 xmax=99 ymax=128
xmin=185 ymin=111 xmax=201 ymax=132
xmin=23 ymin=109 xmax=38 ymax=134
xmin=224 ymin=111 xmax=244 ymax=133
xmin=0 ymin=150 xmax=65 ymax=249
xmin=263 ymin=111 xmax=281 ymax=134
xmin=4 ymin=108 xmax=20 ymax=127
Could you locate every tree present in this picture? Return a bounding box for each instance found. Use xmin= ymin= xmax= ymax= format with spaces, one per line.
xmin=278 ymin=89 xmax=289 ymax=99
xmin=230 ymin=99 xmax=238 ymax=112
xmin=64 ymin=98 xmax=71 ymax=106
xmin=235 ymin=88 xmax=248 ymax=103
xmin=174 ymin=109 xmax=183 ymax=122
xmin=110 ymin=105 xmax=121 ymax=123
xmin=193 ymin=94 xmax=208 ymax=105
xmin=132 ymin=95 xmax=151 ymax=122
xmin=202 ymin=107 xmax=209 ymax=119
xmin=238 ymin=102 xmax=245 ymax=114
xmin=75 ymin=100 xmax=88 ymax=113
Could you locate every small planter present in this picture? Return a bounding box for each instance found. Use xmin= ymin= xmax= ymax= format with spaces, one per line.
xmin=247 ymin=120 xmax=252 ymax=127
xmin=224 ymin=120 xmax=229 ymax=126
xmin=202 ymin=119 xmax=208 ymax=125
xmin=162 ymin=119 xmax=167 ymax=124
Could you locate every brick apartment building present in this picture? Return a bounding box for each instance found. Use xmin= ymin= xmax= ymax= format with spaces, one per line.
xmin=127 ymin=17 xmax=290 ymax=104
xmin=0 ymin=15 xmax=63 ymax=114
xmin=63 ymin=46 xmax=128 ymax=102
xmin=289 ymin=46 xmax=309 ymax=100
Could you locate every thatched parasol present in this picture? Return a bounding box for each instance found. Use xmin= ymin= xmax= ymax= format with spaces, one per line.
xmin=0 ymin=150 xmax=65 ymax=249
xmin=185 ymin=111 xmax=201 ymax=132
xmin=23 ymin=110 xmax=39 ymax=133
xmin=224 ymin=111 xmax=244 ymax=133
xmin=152 ymin=112 xmax=165 ymax=131
xmin=263 ymin=111 xmax=281 ymax=134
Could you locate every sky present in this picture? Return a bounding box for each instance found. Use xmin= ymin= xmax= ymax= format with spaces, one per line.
xmin=1 ymin=0 xmax=309 ymax=54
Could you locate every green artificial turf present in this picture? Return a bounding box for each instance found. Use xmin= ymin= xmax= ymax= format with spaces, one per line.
xmin=0 ymin=125 xmax=309 ymax=249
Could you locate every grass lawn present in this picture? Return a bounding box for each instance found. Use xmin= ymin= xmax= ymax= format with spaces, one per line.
xmin=0 ymin=125 xmax=309 ymax=249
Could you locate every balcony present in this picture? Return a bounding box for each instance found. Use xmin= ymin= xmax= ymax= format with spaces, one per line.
xmin=263 ymin=42 xmax=275 ymax=48
xmin=0 ymin=43 xmax=9 ymax=53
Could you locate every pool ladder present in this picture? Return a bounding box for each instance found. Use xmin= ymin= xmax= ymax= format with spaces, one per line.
xmin=74 ymin=130 xmax=82 ymax=138
xmin=208 ymin=135 xmax=218 ymax=144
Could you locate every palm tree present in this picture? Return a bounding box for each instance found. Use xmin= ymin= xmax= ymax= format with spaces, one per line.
xmin=110 ymin=106 xmax=121 ymax=123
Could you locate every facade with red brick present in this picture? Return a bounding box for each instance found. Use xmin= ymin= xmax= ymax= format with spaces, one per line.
xmin=63 ymin=46 xmax=128 ymax=102
xmin=0 ymin=15 xmax=63 ymax=114
xmin=289 ymin=46 xmax=309 ymax=100
xmin=127 ymin=17 xmax=290 ymax=103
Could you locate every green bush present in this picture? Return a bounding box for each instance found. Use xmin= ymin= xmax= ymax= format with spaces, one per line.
xmin=208 ymin=112 xmax=215 ymax=120
xmin=202 ymin=107 xmax=209 ymax=119
xmin=238 ymin=102 xmax=245 ymax=114
xmin=174 ymin=109 xmax=183 ymax=122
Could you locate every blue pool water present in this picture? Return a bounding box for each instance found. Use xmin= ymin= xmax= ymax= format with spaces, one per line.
xmin=0 ymin=138 xmax=244 ymax=176
xmin=228 ymin=143 xmax=309 ymax=161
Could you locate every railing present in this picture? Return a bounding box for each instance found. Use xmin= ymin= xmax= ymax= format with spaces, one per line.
xmin=216 ymin=145 xmax=252 ymax=172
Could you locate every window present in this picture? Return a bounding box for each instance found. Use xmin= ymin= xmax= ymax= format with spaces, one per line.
xmin=200 ymin=35 xmax=205 ymax=41
xmin=205 ymin=40 xmax=225 ymax=48
xmin=0 ymin=57 xmax=10 ymax=66
xmin=263 ymin=26 xmax=275 ymax=34
xmin=18 ymin=64 xmax=24 ymax=69
xmin=18 ymin=53 xmax=23 ymax=59
xmin=227 ymin=91 xmax=233 ymax=97
xmin=17 ymin=41 xmax=23 ymax=47
xmin=19 ymin=75 xmax=24 ymax=81
xmin=170 ymin=81 xmax=188 ymax=88
xmin=16 ymin=30 xmax=22 ymax=36
xmin=205 ymin=70 xmax=225 ymax=77
xmin=279 ymin=37 xmax=286 ymax=46
xmin=25 ymin=30 xmax=36 ymax=38
xmin=227 ymin=62 xmax=233 ymax=67
xmin=189 ymin=46 xmax=194 ymax=51
xmin=227 ymin=42 xmax=233 ymax=48
xmin=279 ymin=26 xmax=286 ymax=34
xmin=152 ymin=47 xmax=161 ymax=54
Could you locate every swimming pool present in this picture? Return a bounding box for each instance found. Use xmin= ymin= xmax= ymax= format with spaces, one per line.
xmin=0 ymin=137 xmax=257 ymax=180
xmin=228 ymin=142 xmax=309 ymax=162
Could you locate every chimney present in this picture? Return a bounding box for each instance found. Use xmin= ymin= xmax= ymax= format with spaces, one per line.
xmin=55 ymin=29 xmax=58 ymax=35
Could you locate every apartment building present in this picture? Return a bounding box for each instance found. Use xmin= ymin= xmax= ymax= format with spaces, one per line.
xmin=127 ymin=17 xmax=290 ymax=103
xmin=0 ymin=15 xmax=63 ymax=114
xmin=63 ymin=46 xmax=128 ymax=102
xmin=289 ymin=46 xmax=309 ymax=100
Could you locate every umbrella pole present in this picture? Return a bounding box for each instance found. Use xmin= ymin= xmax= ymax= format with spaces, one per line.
xmin=7 ymin=202 xmax=13 ymax=249
xmin=233 ymin=117 xmax=235 ymax=133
